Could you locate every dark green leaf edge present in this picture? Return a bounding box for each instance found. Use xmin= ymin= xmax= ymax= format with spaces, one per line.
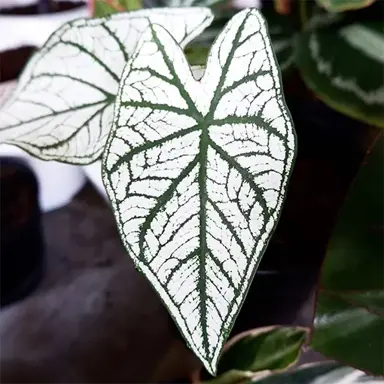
xmin=308 ymin=132 xmax=384 ymax=376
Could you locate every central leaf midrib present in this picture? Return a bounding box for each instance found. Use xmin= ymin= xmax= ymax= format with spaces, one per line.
xmin=198 ymin=121 xmax=210 ymax=356
xmin=189 ymin=14 xmax=250 ymax=357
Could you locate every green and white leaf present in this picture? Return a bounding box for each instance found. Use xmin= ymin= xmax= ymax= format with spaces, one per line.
xmin=0 ymin=8 xmax=213 ymax=164
xmin=316 ymin=0 xmax=376 ymax=12
xmin=295 ymin=21 xmax=384 ymax=128
xmin=102 ymin=8 xmax=296 ymax=375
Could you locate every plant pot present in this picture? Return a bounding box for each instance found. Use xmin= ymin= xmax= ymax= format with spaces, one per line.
xmin=0 ymin=2 xmax=88 ymax=50
xmin=0 ymin=3 xmax=88 ymax=212
xmin=0 ymin=157 xmax=45 ymax=308
xmin=0 ymin=0 xmax=86 ymax=14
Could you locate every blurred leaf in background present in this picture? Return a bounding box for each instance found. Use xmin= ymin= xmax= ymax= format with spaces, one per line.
xmin=316 ymin=0 xmax=377 ymax=12
xmin=295 ymin=20 xmax=384 ymax=128
xmin=199 ymin=326 xmax=308 ymax=384
xmin=186 ymin=5 xmax=298 ymax=72
xmin=185 ymin=7 xmax=236 ymax=65
xmin=251 ymin=362 xmax=384 ymax=384
xmin=273 ymin=0 xmax=291 ymax=15
xmin=310 ymin=132 xmax=384 ymax=376
xmin=92 ymin=0 xmax=142 ymax=17
xmin=261 ymin=5 xmax=297 ymax=74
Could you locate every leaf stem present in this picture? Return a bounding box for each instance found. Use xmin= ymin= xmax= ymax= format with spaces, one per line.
xmin=299 ymin=0 xmax=308 ymax=29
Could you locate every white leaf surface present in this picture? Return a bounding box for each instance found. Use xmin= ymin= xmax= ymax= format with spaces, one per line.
xmin=0 ymin=8 xmax=213 ymax=164
xmin=103 ymin=8 xmax=296 ymax=374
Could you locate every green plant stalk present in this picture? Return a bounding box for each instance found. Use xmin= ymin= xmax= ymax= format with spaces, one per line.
xmin=299 ymin=0 xmax=308 ymax=29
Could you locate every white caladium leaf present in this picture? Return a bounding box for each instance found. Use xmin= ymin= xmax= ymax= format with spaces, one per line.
xmin=103 ymin=8 xmax=296 ymax=374
xmin=0 ymin=8 xmax=213 ymax=164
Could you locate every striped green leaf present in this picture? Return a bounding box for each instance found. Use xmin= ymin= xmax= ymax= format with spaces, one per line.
xmin=0 ymin=8 xmax=213 ymax=164
xmin=316 ymin=0 xmax=376 ymax=12
xmin=295 ymin=21 xmax=384 ymax=128
xmin=102 ymin=9 xmax=296 ymax=375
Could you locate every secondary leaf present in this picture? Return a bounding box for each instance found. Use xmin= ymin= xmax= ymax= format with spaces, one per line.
xmin=311 ymin=133 xmax=384 ymax=375
xmin=200 ymin=326 xmax=308 ymax=383
xmin=295 ymin=21 xmax=384 ymax=128
xmin=251 ymin=362 xmax=384 ymax=384
xmin=316 ymin=0 xmax=376 ymax=12
xmin=0 ymin=8 xmax=213 ymax=164
xmin=102 ymin=8 xmax=296 ymax=375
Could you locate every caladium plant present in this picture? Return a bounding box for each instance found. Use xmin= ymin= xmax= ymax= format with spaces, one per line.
xmin=102 ymin=8 xmax=296 ymax=374
xmin=0 ymin=5 xmax=297 ymax=375
xmin=0 ymin=7 xmax=213 ymax=163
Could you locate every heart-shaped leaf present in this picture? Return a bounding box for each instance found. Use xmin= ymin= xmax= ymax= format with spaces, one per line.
xmin=102 ymin=8 xmax=296 ymax=374
xmin=310 ymin=133 xmax=384 ymax=376
xmin=0 ymin=8 xmax=213 ymax=164
xmin=295 ymin=21 xmax=384 ymax=128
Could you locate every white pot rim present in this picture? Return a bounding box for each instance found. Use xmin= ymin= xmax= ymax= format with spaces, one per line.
xmin=0 ymin=5 xmax=88 ymax=51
